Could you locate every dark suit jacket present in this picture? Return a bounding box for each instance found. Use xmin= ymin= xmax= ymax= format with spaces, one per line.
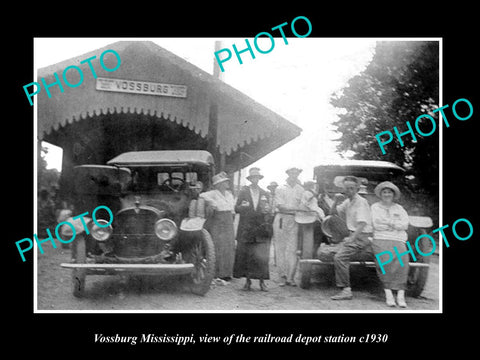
xmin=235 ymin=186 xmax=272 ymax=243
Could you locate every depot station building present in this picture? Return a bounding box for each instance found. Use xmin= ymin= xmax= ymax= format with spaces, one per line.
xmin=37 ymin=41 xmax=301 ymax=198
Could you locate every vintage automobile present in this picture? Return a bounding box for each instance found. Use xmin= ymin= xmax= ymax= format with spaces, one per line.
xmin=297 ymin=159 xmax=434 ymax=297
xmin=60 ymin=150 xmax=216 ymax=297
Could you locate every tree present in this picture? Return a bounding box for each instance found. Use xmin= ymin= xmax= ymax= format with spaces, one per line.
xmin=37 ymin=143 xmax=61 ymax=232
xmin=38 ymin=143 xmax=60 ymax=194
xmin=330 ymin=41 xmax=439 ymax=202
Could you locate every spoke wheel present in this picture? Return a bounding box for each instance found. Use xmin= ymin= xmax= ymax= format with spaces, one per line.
xmin=188 ymin=229 xmax=215 ymax=295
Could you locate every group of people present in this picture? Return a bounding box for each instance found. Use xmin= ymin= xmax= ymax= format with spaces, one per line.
xmin=199 ymin=166 xmax=410 ymax=308
xmin=199 ymin=168 xmax=273 ymax=291
xmin=327 ymin=176 xmax=410 ymax=307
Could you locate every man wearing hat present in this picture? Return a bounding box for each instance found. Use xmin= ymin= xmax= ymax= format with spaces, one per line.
xmin=266 ymin=181 xmax=279 ymax=216
xmin=233 ymin=168 xmax=272 ymax=291
xmin=266 ymin=181 xmax=279 ymax=266
xmin=266 ymin=181 xmax=279 ymax=203
xmin=273 ymin=167 xmax=304 ymax=286
xmin=267 ymin=181 xmax=279 ymax=191
xmin=330 ymin=175 xmax=373 ymax=300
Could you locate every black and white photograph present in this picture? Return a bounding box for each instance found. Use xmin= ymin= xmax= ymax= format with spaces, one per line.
xmin=33 ymin=37 xmax=440 ymax=312
xmin=7 ymin=7 xmax=478 ymax=354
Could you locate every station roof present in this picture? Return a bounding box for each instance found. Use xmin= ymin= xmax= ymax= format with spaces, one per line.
xmin=37 ymin=41 xmax=302 ymax=167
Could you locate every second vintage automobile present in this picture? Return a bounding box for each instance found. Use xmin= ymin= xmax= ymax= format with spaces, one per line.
xmin=60 ymin=150 xmax=217 ymax=297
xmin=297 ymin=159 xmax=434 ymax=298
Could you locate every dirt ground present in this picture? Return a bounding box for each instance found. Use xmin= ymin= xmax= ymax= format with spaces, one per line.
xmin=35 ymin=241 xmax=439 ymax=312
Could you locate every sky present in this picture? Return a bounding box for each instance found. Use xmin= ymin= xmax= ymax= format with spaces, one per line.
xmin=35 ymin=37 xmax=376 ymax=186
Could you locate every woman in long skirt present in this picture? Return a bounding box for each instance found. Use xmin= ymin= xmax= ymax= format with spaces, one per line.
xmin=200 ymin=172 xmax=236 ymax=284
xmin=233 ymin=168 xmax=272 ymax=291
xmin=371 ymin=181 xmax=410 ymax=308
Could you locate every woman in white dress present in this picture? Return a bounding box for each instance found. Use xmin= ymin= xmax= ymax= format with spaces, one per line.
xmin=371 ymin=181 xmax=410 ymax=308
xmin=199 ymin=172 xmax=236 ymax=284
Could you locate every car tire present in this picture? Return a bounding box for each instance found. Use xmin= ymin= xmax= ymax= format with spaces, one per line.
xmin=189 ymin=229 xmax=215 ymax=296
xmin=72 ymin=234 xmax=87 ymax=298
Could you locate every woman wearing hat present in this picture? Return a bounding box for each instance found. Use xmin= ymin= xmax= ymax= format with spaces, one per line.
xmin=371 ymin=181 xmax=410 ymax=307
xmin=199 ymin=172 xmax=236 ymax=284
xmin=233 ymin=168 xmax=272 ymax=291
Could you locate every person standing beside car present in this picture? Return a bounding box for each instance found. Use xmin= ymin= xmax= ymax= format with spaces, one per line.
xmin=371 ymin=181 xmax=410 ymax=308
xmin=300 ymin=181 xmax=325 ymax=221
xmin=318 ymin=183 xmax=335 ymax=215
xmin=233 ymin=168 xmax=272 ymax=291
xmin=273 ymin=167 xmax=304 ymax=286
xmin=200 ymin=172 xmax=236 ymax=285
xmin=266 ymin=181 xmax=279 ymax=266
xmin=266 ymin=181 xmax=279 ymax=216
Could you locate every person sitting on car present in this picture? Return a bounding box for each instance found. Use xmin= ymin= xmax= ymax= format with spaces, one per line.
xmin=371 ymin=181 xmax=410 ymax=308
xmin=329 ymin=176 xmax=373 ymax=300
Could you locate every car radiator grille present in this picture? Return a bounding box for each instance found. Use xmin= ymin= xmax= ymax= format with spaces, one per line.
xmin=112 ymin=210 xmax=164 ymax=258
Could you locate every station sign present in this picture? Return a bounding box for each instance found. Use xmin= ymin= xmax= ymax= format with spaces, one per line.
xmin=96 ymin=77 xmax=187 ymax=98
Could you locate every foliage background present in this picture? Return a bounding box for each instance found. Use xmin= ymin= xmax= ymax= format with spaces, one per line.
xmin=330 ymin=41 xmax=439 ymax=225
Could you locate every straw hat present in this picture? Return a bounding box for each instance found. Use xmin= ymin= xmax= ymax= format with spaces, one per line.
xmin=374 ymin=181 xmax=401 ymax=200
xmin=321 ymin=215 xmax=350 ymax=244
xmin=246 ymin=167 xmax=264 ymax=181
xmin=295 ymin=210 xmax=318 ymax=224
xmin=212 ymin=171 xmax=229 ymax=186
xmin=267 ymin=181 xmax=278 ymax=190
xmin=286 ymin=167 xmax=302 ymax=175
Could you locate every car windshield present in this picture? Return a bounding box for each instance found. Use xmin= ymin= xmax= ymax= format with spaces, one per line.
xmin=316 ymin=168 xmax=411 ymax=206
xmin=127 ymin=166 xmax=206 ymax=193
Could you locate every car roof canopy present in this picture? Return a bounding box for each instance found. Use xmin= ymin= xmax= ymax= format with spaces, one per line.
xmin=107 ymin=150 xmax=214 ymax=167
xmin=314 ymin=160 xmax=405 ymax=180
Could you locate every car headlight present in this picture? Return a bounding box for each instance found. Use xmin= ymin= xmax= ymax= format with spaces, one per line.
xmin=154 ymin=219 xmax=178 ymax=241
xmin=91 ymin=219 xmax=113 ymax=241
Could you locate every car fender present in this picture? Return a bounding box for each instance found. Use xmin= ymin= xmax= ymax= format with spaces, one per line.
xmin=59 ymin=216 xmax=93 ymax=237
xmin=408 ymin=215 xmax=433 ymax=229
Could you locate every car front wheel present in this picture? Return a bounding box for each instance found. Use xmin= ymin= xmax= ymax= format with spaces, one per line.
xmin=188 ymin=229 xmax=215 ymax=296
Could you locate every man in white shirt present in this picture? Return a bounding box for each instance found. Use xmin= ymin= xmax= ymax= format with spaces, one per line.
xmin=330 ymin=176 xmax=373 ymax=300
xmin=273 ymin=167 xmax=304 ymax=286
